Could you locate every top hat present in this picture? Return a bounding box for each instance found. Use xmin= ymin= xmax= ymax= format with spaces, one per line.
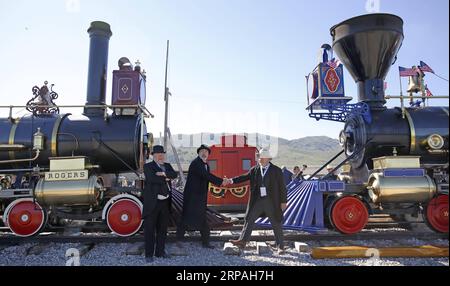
xmin=151 ymin=145 xmax=166 ymax=155
xmin=197 ymin=144 xmax=211 ymax=154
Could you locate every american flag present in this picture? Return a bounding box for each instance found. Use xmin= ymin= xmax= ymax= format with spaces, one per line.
xmin=419 ymin=61 xmax=435 ymax=73
xmin=425 ymin=86 xmax=433 ymax=97
xmin=399 ymin=66 xmax=417 ymax=77
xmin=326 ymin=58 xmax=340 ymax=69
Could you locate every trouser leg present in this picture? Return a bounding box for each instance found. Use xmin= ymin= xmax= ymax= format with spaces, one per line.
xmin=267 ymin=215 xmax=284 ymax=248
xmin=264 ymin=200 xmax=284 ymax=248
xmin=176 ymin=221 xmax=186 ymax=240
xmin=200 ymin=219 xmax=210 ymax=245
xmin=240 ymin=201 xmax=263 ymax=242
xmin=144 ymin=208 xmax=157 ymax=257
xmin=155 ymin=200 xmax=170 ymax=256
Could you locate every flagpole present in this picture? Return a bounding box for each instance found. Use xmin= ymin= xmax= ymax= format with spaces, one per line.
xmin=419 ymin=73 xmax=427 ymax=107
xmin=398 ymin=72 xmax=405 ymax=118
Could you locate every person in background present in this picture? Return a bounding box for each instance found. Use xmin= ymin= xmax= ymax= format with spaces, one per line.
xmin=292 ymin=166 xmax=301 ymax=181
xmin=325 ymin=165 xmax=339 ymax=180
xmin=292 ymin=164 xmax=307 ymax=181
xmin=281 ymin=166 xmax=293 ymax=185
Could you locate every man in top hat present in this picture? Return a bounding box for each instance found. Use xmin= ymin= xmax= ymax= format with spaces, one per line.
xmin=143 ymin=145 xmax=178 ymax=263
xmin=225 ymin=149 xmax=287 ymax=254
xmin=176 ymin=144 xmax=224 ymax=248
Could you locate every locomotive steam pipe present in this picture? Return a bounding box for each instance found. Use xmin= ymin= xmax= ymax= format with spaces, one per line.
xmin=84 ymin=21 xmax=112 ymax=116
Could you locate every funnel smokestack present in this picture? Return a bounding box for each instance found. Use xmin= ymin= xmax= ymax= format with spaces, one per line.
xmin=330 ymin=14 xmax=403 ymax=109
xmin=84 ymin=21 xmax=112 ymax=115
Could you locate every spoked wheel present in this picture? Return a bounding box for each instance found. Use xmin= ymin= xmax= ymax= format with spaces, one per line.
xmin=3 ymin=199 xmax=47 ymax=237
xmin=323 ymin=195 xmax=336 ymax=229
xmin=424 ymin=194 xmax=448 ymax=233
xmin=105 ymin=197 xmax=143 ymax=237
xmin=329 ymin=196 xmax=369 ymax=234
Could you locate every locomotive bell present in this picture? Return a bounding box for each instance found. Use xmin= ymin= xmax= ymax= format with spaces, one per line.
xmin=407 ymin=75 xmax=422 ymax=94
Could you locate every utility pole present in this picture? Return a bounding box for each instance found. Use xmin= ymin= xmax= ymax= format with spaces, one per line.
xmin=167 ymin=127 xmax=185 ymax=186
xmin=163 ymin=40 xmax=170 ymax=151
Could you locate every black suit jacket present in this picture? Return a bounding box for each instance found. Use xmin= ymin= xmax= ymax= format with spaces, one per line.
xmin=143 ymin=161 xmax=178 ymax=218
xmin=232 ymin=163 xmax=287 ymax=221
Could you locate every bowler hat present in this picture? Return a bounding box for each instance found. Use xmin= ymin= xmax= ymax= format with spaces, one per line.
xmin=197 ymin=144 xmax=211 ymax=154
xmin=151 ymin=145 xmax=166 ymax=155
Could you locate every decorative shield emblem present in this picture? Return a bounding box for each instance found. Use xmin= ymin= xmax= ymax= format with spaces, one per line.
xmin=324 ymin=68 xmax=340 ymax=93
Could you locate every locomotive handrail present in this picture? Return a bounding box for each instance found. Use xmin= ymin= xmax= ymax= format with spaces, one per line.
xmin=385 ymin=95 xmax=449 ymax=99
xmin=0 ymin=104 xmax=154 ymax=119
xmin=308 ymin=139 xmax=373 ymax=181
xmin=0 ymin=150 xmax=40 ymax=165
xmin=307 ymin=149 xmax=344 ymax=180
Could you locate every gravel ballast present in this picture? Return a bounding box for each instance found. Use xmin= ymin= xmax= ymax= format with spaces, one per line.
xmin=0 ymin=238 xmax=448 ymax=266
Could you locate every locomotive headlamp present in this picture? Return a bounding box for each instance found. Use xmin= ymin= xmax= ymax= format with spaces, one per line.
xmin=427 ymin=134 xmax=444 ymax=150
xmin=33 ymin=128 xmax=45 ymax=151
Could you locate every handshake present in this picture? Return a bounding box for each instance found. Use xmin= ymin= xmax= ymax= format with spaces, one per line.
xmin=221 ymin=178 xmax=233 ymax=187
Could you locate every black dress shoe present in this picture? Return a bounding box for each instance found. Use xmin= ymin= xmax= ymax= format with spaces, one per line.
xmin=202 ymin=243 xmax=215 ymax=249
xmin=229 ymin=239 xmax=246 ymax=248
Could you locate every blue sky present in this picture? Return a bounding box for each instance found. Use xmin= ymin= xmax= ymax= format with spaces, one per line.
xmin=0 ymin=0 xmax=448 ymax=140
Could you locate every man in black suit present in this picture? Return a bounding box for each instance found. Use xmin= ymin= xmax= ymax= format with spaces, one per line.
xmin=226 ymin=149 xmax=287 ymax=254
xmin=176 ymin=144 xmax=224 ymax=248
xmin=143 ymin=145 xmax=178 ymax=263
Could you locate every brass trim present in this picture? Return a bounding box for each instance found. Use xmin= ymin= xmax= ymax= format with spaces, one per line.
xmin=8 ymin=118 xmax=20 ymax=161
xmin=0 ymin=144 xmax=26 ymax=151
xmin=404 ymin=109 xmax=416 ymax=153
xmin=51 ymin=115 xmax=64 ymax=157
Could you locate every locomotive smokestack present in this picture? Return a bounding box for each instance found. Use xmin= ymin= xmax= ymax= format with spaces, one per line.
xmin=330 ymin=14 xmax=403 ymax=109
xmin=84 ymin=21 xmax=112 ymax=115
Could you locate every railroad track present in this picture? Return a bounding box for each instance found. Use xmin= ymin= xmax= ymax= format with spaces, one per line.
xmin=0 ymin=230 xmax=447 ymax=245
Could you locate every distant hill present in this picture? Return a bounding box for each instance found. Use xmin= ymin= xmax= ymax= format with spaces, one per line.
xmin=156 ymin=134 xmax=344 ymax=172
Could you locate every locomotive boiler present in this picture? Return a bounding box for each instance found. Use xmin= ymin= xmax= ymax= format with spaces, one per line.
xmin=0 ymin=21 xmax=152 ymax=237
xmin=306 ymin=14 xmax=448 ymax=234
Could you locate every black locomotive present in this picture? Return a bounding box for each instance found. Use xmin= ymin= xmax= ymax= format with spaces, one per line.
xmin=307 ymin=14 xmax=448 ymax=234
xmin=0 ymin=21 xmax=152 ymax=237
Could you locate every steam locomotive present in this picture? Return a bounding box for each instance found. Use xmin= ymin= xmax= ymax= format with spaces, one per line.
xmin=0 ymin=21 xmax=152 ymax=237
xmin=306 ymin=14 xmax=448 ymax=234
